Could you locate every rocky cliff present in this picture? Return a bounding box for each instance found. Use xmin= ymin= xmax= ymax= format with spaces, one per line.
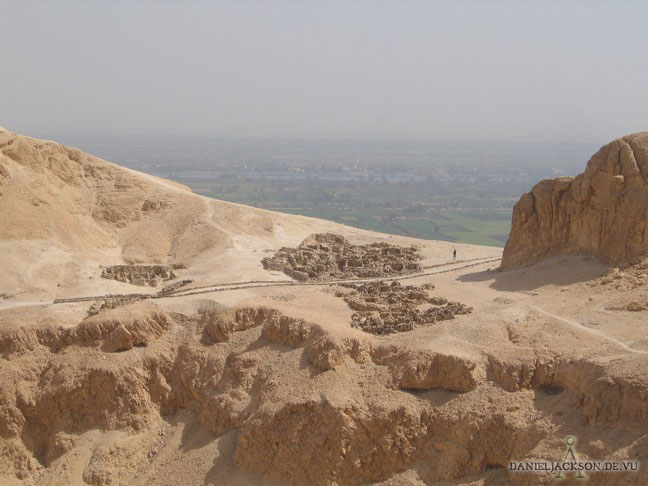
xmin=501 ymin=132 xmax=648 ymax=269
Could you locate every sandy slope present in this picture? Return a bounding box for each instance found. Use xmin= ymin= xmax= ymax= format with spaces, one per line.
xmin=1 ymin=129 xmax=647 ymax=485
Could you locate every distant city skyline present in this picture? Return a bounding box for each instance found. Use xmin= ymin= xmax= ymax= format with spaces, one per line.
xmin=2 ymin=1 xmax=647 ymax=144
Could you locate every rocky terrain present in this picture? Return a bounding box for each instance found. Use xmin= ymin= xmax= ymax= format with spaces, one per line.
xmin=337 ymin=281 xmax=472 ymax=335
xmin=262 ymin=233 xmax=422 ymax=281
xmin=592 ymin=258 xmax=648 ymax=291
xmin=502 ymin=132 xmax=648 ymax=269
xmin=2 ymin=128 xmax=648 ymax=485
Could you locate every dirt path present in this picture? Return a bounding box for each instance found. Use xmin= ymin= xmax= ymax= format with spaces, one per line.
xmin=0 ymin=301 xmax=50 ymax=311
xmin=531 ymin=305 xmax=648 ymax=356
xmin=165 ymin=256 xmax=502 ymax=298
xmin=48 ymin=257 xmax=501 ymax=306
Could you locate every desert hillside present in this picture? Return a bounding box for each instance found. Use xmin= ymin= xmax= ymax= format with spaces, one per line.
xmin=1 ymin=131 xmax=647 ymax=485
xmin=0 ymin=127 xmax=362 ymax=299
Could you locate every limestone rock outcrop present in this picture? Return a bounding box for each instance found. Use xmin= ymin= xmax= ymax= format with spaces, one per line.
xmin=501 ymin=132 xmax=648 ymax=269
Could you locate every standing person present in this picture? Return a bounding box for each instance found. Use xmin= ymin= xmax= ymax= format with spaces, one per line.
xmin=453 ymin=248 xmax=457 ymax=261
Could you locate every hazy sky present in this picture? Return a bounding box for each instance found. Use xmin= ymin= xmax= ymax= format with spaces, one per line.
xmin=2 ymin=1 xmax=647 ymax=142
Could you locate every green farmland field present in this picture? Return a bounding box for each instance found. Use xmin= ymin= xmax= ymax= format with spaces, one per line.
xmin=279 ymin=208 xmax=511 ymax=247
xmin=172 ymin=177 xmax=513 ymax=248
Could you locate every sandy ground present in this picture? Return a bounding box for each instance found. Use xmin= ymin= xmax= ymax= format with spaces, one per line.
xmin=1 ymin=129 xmax=647 ymax=485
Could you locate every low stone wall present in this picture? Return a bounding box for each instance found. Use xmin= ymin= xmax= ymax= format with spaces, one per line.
xmin=262 ymin=233 xmax=422 ymax=281
xmin=101 ymin=265 xmax=176 ymax=287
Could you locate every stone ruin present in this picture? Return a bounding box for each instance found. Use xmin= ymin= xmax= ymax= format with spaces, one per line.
xmin=101 ymin=264 xmax=176 ymax=287
xmin=262 ymin=233 xmax=422 ymax=281
xmin=336 ymin=280 xmax=472 ymax=335
xmin=158 ymin=279 xmax=193 ymax=295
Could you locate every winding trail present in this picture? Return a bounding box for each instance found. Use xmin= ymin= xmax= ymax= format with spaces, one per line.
xmin=150 ymin=256 xmax=501 ymax=298
xmin=14 ymin=256 xmax=646 ymax=359
xmin=47 ymin=256 xmax=501 ymax=305
xmin=531 ymin=305 xmax=648 ymax=356
xmin=0 ymin=301 xmax=50 ymax=311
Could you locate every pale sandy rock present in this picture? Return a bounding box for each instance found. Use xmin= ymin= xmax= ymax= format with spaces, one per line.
xmin=105 ymin=324 xmax=134 ymax=352
xmin=502 ymin=132 xmax=648 ymax=268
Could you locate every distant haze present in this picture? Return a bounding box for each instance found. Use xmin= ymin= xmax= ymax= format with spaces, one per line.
xmin=2 ymin=1 xmax=647 ymax=143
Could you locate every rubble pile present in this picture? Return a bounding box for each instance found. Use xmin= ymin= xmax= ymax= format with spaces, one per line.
xmin=101 ymin=264 xmax=176 ymax=287
xmin=592 ymin=259 xmax=648 ymax=290
xmin=262 ymin=233 xmax=422 ymax=281
xmin=337 ymin=280 xmax=472 ymax=335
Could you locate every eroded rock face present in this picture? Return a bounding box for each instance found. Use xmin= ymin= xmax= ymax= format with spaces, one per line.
xmin=501 ymin=132 xmax=648 ymax=269
xmin=0 ymin=305 xmax=173 ymax=358
xmin=2 ymin=303 xmax=648 ymax=484
xmin=262 ymin=233 xmax=422 ymax=281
